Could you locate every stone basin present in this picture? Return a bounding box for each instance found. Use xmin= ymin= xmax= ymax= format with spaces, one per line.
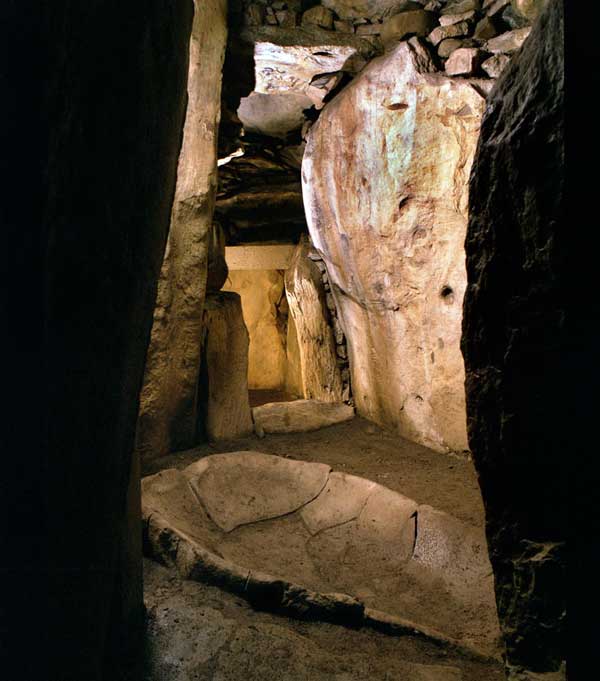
xmin=142 ymin=451 xmax=501 ymax=658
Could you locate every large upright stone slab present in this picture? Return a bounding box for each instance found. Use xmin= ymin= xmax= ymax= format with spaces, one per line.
xmin=136 ymin=0 xmax=228 ymax=460
xmin=285 ymin=238 xmax=344 ymax=402
xmin=198 ymin=292 xmax=254 ymax=441
xmin=462 ymin=1 xmax=565 ymax=678
xmin=302 ymin=39 xmax=485 ymax=453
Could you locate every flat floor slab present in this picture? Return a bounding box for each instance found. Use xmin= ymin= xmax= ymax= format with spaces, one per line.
xmin=142 ymin=451 xmax=501 ymax=658
xmin=252 ymin=399 xmax=354 ymax=434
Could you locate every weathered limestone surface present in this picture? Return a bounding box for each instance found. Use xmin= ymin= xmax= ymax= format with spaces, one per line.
xmin=462 ymin=1 xmax=565 ymax=678
xmin=198 ymin=293 xmax=254 ymax=441
xmin=136 ymin=0 xmax=228 ymax=460
xmin=285 ymin=238 xmax=344 ymax=402
xmin=223 ymin=270 xmax=288 ymax=390
xmin=302 ymin=39 xmax=485 ymax=453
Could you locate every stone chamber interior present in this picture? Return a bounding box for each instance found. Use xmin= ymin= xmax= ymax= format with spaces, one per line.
xmin=4 ymin=1 xmax=583 ymax=680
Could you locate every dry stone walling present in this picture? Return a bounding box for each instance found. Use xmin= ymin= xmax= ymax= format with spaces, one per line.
xmin=463 ymin=0 xmax=565 ymax=677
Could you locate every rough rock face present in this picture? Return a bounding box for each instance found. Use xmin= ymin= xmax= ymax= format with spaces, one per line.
xmin=302 ymin=39 xmax=485 ymax=453
xmin=285 ymin=238 xmax=344 ymax=401
xmin=462 ymin=1 xmax=565 ymax=677
xmin=198 ymin=292 xmax=254 ymax=441
xmin=5 ymin=3 xmax=194 ymax=679
xmin=136 ymin=0 xmax=228 ymax=460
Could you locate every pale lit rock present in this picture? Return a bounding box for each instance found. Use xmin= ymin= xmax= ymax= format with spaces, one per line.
xmin=322 ymin=0 xmax=422 ymax=21
xmin=300 ymin=472 xmax=377 ymax=535
xmin=136 ymin=0 xmax=227 ymax=460
xmin=284 ymin=238 xmax=344 ymax=402
xmin=441 ymin=0 xmax=480 ymax=13
xmin=485 ymin=26 xmax=531 ymax=53
xmin=481 ymin=53 xmax=510 ymax=77
xmin=302 ymin=5 xmax=335 ymax=30
xmin=285 ymin=311 xmax=304 ymax=397
xmin=237 ymin=91 xmax=313 ymax=139
xmin=142 ymin=452 xmax=499 ymax=653
xmin=199 ymin=293 xmax=254 ymax=441
xmin=445 ymin=47 xmax=483 ymax=75
xmin=223 ymin=270 xmax=288 ymax=391
xmin=439 ymin=10 xmax=476 ymax=26
xmin=252 ymin=399 xmax=355 ymax=433
xmin=484 ymin=0 xmax=510 ymax=15
xmin=302 ymin=40 xmax=485 ymax=452
xmin=427 ymin=20 xmax=471 ymax=46
xmin=188 ymin=451 xmax=331 ymax=531
xmin=380 ymin=10 xmax=437 ymax=46
xmin=253 ymin=39 xmax=368 ymax=108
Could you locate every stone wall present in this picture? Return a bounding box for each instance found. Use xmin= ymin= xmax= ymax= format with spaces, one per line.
xmin=224 ymin=270 xmax=290 ymax=390
xmin=462 ymin=1 xmax=565 ymax=677
xmin=136 ymin=0 xmax=228 ymax=461
xmin=2 ymin=2 xmax=194 ymax=679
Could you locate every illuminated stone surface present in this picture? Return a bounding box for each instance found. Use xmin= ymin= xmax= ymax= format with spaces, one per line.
xmin=285 ymin=238 xmax=344 ymax=402
xmin=223 ymin=270 xmax=288 ymax=391
xmin=302 ymin=39 xmax=485 ymax=453
xmin=142 ymin=452 xmax=501 ymax=655
xmin=198 ymin=292 xmax=254 ymax=441
xmin=253 ymin=400 xmax=355 ymax=434
xmin=136 ymin=0 xmax=228 ymax=459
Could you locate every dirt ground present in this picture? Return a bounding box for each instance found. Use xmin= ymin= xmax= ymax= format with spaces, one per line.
xmin=142 ymin=415 xmax=503 ymax=680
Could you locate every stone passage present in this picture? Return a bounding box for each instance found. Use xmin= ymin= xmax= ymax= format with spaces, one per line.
xmin=142 ymin=452 xmax=501 ymax=657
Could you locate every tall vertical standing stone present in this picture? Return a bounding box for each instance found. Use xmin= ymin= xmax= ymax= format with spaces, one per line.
xmin=302 ymin=39 xmax=485 ymax=453
xmin=137 ymin=0 xmax=228 ymax=460
xmin=285 ymin=237 xmax=344 ymax=402
xmin=462 ymin=1 xmax=565 ymax=677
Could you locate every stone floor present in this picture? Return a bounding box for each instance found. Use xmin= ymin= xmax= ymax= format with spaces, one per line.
xmin=142 ymin=416 xmax=505 ymax=681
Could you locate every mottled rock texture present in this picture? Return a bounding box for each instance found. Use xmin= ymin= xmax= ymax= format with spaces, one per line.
xmin=2 ymin=2 xmax=193 ymax=679
xmin=303 ymin=39 xmax=485 ymax=453
xmin=462 ymin=1 xmax=565 ymax=677
xmin=323 ymin=0 xmax=423 ymax=21
xmin=285 ymin=238 xmax=344 ymax=402
xmin=137 ymin=0 xmax=228 ymax=461
xmin=198 ymin=293 xmax=254 ymax=441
